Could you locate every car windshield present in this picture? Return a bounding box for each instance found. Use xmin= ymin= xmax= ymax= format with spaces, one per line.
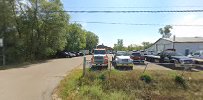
xmin=132 ymin=53 xmax=141 ymax=56
xmin=116 ymin=52 xmax=130 ymax=56
xmin=94 ymin=50 xmax=106 ymax=54
xmin=164 ymin=51 xmax=184 ymax=56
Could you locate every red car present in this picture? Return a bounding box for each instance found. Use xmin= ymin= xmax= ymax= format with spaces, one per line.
xmin=130 ymin=52 xmax=145 ymax=64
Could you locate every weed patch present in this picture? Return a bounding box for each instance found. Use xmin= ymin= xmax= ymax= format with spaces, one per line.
xmin=57 ymin=69 xmax=203 ymax=100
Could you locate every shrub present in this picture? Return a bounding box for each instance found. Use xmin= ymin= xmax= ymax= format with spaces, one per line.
xmin=140 ymin=74 xmax=152 ymax=83
xmin=98 ymin=74 xmax=106 ymax=81
xmin=175 ymin=75 xmax=186 ymax=86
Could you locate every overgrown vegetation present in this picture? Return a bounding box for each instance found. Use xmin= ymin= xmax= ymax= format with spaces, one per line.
xmin=140 ymin=73 xmax=152 ymax=83
xmin=0 ymin=0 xmax=99 ymax=65
xmin=57 ymin=69 xmax=203 ymax=100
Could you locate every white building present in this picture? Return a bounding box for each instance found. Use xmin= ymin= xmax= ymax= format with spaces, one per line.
xmin=147 ymin=37 xmax=203 ymax=56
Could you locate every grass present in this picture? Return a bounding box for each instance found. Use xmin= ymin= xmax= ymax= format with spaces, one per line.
xmin=57 ymin=69 xmax=203 ymax=100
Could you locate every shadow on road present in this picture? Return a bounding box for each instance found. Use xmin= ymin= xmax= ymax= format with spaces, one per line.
xmin=157 ymin=63 xmax=203 ymax=71
xmin=0 ymin=60 xmax=49 ymax=70
xmin=157 ymin=63 xmax=185 ymax=70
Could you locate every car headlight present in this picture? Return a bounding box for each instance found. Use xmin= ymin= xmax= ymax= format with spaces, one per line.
xmin=115 ymin=58 xmax=120 ymax=63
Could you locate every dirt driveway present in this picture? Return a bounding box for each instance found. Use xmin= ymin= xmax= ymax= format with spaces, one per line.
xmin=0 ymin=56 xmax=91 ymax=100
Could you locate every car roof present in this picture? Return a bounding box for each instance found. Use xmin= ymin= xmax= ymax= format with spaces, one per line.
xmin=132 ymin=52 xmax=141 ymax=54
xmin=117 ymin=51 xmax=126 ymax=53
xmin=94 ymin=49 xmax=105 ymax=50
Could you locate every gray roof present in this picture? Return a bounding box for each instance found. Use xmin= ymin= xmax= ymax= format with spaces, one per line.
xmin=163 ymin=37 xmax=203 ymax=43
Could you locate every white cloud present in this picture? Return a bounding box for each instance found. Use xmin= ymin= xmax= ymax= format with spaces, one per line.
xmin=171 ymin=14 xmax=203 ymax=37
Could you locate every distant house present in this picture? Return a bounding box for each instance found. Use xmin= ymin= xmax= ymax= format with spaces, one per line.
xmin=96 ymin=44 xmax=113 ymax=53
xmin=147 ymin=37 xmax=203 ymax=56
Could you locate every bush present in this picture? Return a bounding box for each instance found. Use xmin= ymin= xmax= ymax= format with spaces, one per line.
xmin=140 ymin=74 xmax=152 ymax=83
xmin=98 ymin=74 xmax=106 ymax=81
xmin=175 ymin=75 xmax=186 ymax=87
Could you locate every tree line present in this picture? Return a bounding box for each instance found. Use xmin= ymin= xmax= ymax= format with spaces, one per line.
xmin=0 ymin=0 xmax=99 ymax=64
xmin=113 ymin=39 xmax=153 ymax=51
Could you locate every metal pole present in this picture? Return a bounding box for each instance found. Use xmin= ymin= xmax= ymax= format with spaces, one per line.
xmin=143 ymin=63 xmax=149 ymax=73
xmin=2 ymin=41 xmax=5 ymax=66
xmin=109 ymin=61 xmax=112 ymax=78
xmin=2 ymin=0 xmax=6 ymax=66
xmin=82 ymin=53 xmax=86 ymax=77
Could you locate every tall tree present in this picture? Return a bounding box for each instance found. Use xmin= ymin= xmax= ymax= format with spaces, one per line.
xmin=0 ymin=0 xmax=99 ymax=65
xmin=0 ymin=0 xmax=70 ymax=63
xmin=113 ymin=39 xmax=125 ymax=51
xmin=85 ymin=31 xmax=99 ymax=50
xmin=159 ymin=25 xmax=173 ymax=38
xmin=66 ymin=23 xmax=86 ymax=51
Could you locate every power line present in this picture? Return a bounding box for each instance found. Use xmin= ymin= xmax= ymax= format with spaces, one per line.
xmin=70 ymin=21 xmax=203 ymax=27
xmin=52 ymin=10 xmax=203 ymax=13
xmin=65 ymin=6 xmax=203 ymax=9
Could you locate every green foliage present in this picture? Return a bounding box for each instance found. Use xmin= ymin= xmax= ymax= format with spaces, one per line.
xmin=140 ymin=73 xmax=152 ymax=83
xmin=113 ymin=39 xmax=152 ymax=51
xmin=142 ymin=42 xmax=153 ymax=50
xmin=113 ymin=39 xmax=123 ymax=51
xmin=159 ymin=25 xmax=173 ymax=38
xmin=98 ymin=74 xmax=106 ymax=81
xmin=175 ymin=75 xmax=186 ymax=88
xmin=85 ymin=31 xmax=99 ymax=50
xmin=127 ymin=44 xmax=143 ymax=51
xmin=0 ymin=0 xmax=99 ymax=65
xmin=58 ymin=70 xmax=203 ymax=100
xmin=66 ymin=23 xmax=85 ymax=51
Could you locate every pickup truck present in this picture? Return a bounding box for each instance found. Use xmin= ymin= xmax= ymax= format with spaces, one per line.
xmin=145 ymin=49 xmax=194 ymax=67
xmin=112 ymin=51 xmax=133 ymax=69
xmin=91 ymin=49 xmax=109 ymax=69
xmin=189 ymin=50 xmax=203 ymax=64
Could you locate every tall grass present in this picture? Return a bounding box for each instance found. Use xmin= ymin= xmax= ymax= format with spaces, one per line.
xmin=57 ymin=69 xmax=203 ymax=100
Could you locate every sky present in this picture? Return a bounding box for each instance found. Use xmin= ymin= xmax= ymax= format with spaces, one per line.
xmin=61 ymin=0 xmax=203 ymax=47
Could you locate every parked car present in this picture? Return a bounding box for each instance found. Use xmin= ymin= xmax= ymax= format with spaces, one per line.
xmin=56 ymin=51 xmax=71 ymax=58
xmin=189 ymin=50 xmax=203 ymax=64
xmin=69 ymin=52 xmax=76 ymax=57
xmin=70 ymin=52 xmax=78 ymax=57
xmin=91 ymin=49 xmax=109 ymax=69
xmin=140 ymin=50 xmax=147 ymax=55
xmin=146 ymin=50 xmax=155 ymax=55
xmin=130 ymin=52 xmax=145 ymax=64
xmin=159 ymin=49 xmax=194 ymax=67
xmin=77 ymin=52 xmax=84 ymax=56
xmin=112 ymin=51 xmax=133 ymax=70
xmin=80 ymin=50 xmax=90 ymax=55
xmin=192 ymin=50 xmax=203 ymax=59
